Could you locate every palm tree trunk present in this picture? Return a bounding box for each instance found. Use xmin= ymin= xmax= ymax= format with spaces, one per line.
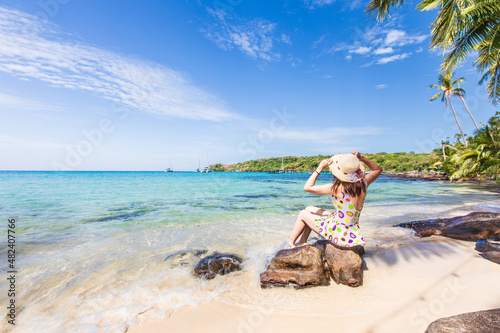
xmin=448 ymin=97 xmax=468 ymax=147
xmin=441 ymin=141 xmax=446 ymax=159
xmin=459 ymin=95 xmax=480 ymax=131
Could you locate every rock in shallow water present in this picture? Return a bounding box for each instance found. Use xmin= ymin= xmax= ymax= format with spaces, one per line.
xmin=260 ymin=240 xmax=364 ymax=289
xmin=475 ymin=238 xmax=500 ymax=265
xmin=194 ymin=253 xmax=243 ymax=279
xmin=395 ymin=212 xmax=500 ymax=241
xmin=315 ymin=240 xmax=364 ymax=287
xmin=425 ymin=308 xmax=500 ymax=333
xmin=259 ymin=245 xmax=330 ymax=289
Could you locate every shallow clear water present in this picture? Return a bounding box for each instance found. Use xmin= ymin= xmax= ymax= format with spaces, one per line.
xmin=0 ymin=171 xmax=499 ymax=332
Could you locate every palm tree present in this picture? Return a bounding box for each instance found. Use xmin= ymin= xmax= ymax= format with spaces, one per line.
xmin=452 ymin=76 xmax=480 ymax=131
xmin=366 ymin=0 xmax=500 ymax=103
xmin=430 ymin=73 xmax=468 ymax=147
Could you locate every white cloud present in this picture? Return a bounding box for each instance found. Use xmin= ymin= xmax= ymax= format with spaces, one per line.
xmin=0 ymin=6 xmax=237 ymax=122
xmin=375 ymin=84 xmax=388 ymax=89
xmin=323 ymin=16 xmax=427 ymax=65
xmin=416 ymin=47 xmax=423 ymax=53
xmin=273 ymin=126 xmax=385 ymax=145
xmin=384 ymin=29 xmax=427 ymax=46
xmin=377 ymin=53 xmax=411 ymax=64
xmin=373 ymin=47 xmax=394 ymax=55
xmin=0 ymin=134 xmax=66 ymax=150
xmin=0 ymin=92 xmax=63 ymax=112
xmin=350 ymin=46 xmax=372 ymax=55
xmin=304 ymin=0 xmax=336 ymax=9
xmin=281 ymin=33 xmax=292 ymax=45
xmin=203 ymin=9 xmax=285 ymax=62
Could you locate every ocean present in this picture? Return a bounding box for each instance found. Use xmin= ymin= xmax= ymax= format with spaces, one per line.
xmin=1 ymin=171 xmax=499 ymax=332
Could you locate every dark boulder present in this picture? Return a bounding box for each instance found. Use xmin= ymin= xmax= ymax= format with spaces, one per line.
xmin=260 ymin=245 xmax=330 ymax=289
xmin=425 ymin=308 xmax=500 ymax=333
xmin=260 ymin=240 xmax=364 ymax=289
xmin=194 ymin=253 xmax=243 ymax=279
xmin=314 ymin=240 xmax=364 ymax=287
xmin=475 ymin=238 xmax=500 ymax=265
xmin=396 ymin=212 xmax=500 ymax=241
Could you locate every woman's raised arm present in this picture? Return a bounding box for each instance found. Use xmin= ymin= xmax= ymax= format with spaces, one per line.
xmin=352 ymin=151 xmax=382 ymax=186
xmin=303 ymin=158 xmax=335 ymax=195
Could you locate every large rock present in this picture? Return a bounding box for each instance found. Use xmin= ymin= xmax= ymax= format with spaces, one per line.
xmin=425 ymin=308 xmax=500 ymax=333
xmin=395 ymin=212 xmax=500 ymax=241
xmin=314 ymin=240 xmax=364 ymax=287
xmin=260 ymin=241 xmax=364 ymax=289
xmin=260 ymin=245 xmax=330 ymax=289
xmin=475 ymin=238 xmax=500 ymax=265
xmin=194 ymin=253 xmax=243 ymax=279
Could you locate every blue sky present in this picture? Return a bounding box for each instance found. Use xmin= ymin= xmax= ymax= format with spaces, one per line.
xmin=0 ymin=0 xmax=497 ymax=171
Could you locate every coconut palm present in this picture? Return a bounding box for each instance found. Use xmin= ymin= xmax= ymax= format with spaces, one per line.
xmin=430 ymin=73 xmax=469 ymax=147
xmin=366 ymin=0 xmax=500 ymax=103
xmin=451 ymin=76 xmax=480 ymax=131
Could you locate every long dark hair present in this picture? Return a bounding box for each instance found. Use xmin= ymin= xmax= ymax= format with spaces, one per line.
xmin=331 ymin=177 xmax=366 ymax=198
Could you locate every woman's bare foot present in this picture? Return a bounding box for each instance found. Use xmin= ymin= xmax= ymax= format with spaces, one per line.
xmin=287 ymin=241 xmax=307 ymax=249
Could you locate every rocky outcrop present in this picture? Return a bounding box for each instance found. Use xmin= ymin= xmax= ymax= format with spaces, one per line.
xmin=194 ymin=253 xmax=243 ymax=279
xmin=385 ymin=172 xmax=449 ymax=180
xmin=260 ymin=241 xmax=364 ymax=289
xmin=475 ymin=238 xmax=500 ymax=265
xmin=314 ymin=240 xmax=364 ymax=287
xmin=260 ymin=245 xmax=330 ymax=288
xmin=395 ymin=212 xmax=500 ymax=241
xmin=425 ymin=308 xmax=500 ymax=333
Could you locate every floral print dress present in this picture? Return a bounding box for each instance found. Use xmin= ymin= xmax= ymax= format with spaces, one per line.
xmin=314 ymin=185 xmax=365 ymax=247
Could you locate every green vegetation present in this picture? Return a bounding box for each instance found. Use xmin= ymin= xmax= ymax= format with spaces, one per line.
xmin=210 ymin=152 xmax=441 ymax=173
xmin=435 ymin=111 xmax=500 ymax=182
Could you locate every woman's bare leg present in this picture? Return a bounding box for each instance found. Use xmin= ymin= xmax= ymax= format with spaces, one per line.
xmin=297 ymin=225 xmax=311 ymax=246
xmin=296 ymin=206 xmax=332 ymax=245
xmin=288 ymin=206 xmax=330 ymax=248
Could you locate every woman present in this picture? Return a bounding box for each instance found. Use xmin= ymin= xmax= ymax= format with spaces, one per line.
xmin=288 ymin=151 xmax=382 ymax=248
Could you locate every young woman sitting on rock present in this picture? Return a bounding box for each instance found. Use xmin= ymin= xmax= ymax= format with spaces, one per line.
xmin=288 ymin=151 xmax=382 ymax=248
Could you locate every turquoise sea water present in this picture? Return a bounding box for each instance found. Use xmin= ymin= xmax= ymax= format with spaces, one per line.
xmin=1 ymin=171 xmax=499 ymax=332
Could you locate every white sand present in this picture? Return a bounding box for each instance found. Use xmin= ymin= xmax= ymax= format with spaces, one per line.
xmin=128 ymin=237 xmax=500 ymax=333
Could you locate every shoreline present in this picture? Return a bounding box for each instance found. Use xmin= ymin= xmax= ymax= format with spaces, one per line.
xmin=127 ymin=237 xmax=500 ymax=333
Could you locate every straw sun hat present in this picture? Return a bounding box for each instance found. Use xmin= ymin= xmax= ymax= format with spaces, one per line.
xmin=328 ymin=153 xmax=365 ymax=183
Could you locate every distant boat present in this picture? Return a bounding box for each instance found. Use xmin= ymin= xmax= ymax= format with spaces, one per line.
xmin=200 ymin=154 xmax=212 ymax=173
xmin=165 ymin=158 xmax=173 ymax=172
xmin=278 ymin=157 xmax=285 ymax=173
xmin=201 ymin=166 xmax=211 ymax=173
xmin=196 ymin=157 xmax=201 ymax=172
xmin=306 ymin=170 xmax=313 ymax=174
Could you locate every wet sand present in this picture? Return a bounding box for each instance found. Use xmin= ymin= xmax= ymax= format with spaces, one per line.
xmin=128 ymin=237 xmax=500 ymax=333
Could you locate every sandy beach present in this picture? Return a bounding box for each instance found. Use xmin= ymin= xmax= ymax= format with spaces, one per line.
xmin=128 ymin=237 xmax=500 ymax=333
